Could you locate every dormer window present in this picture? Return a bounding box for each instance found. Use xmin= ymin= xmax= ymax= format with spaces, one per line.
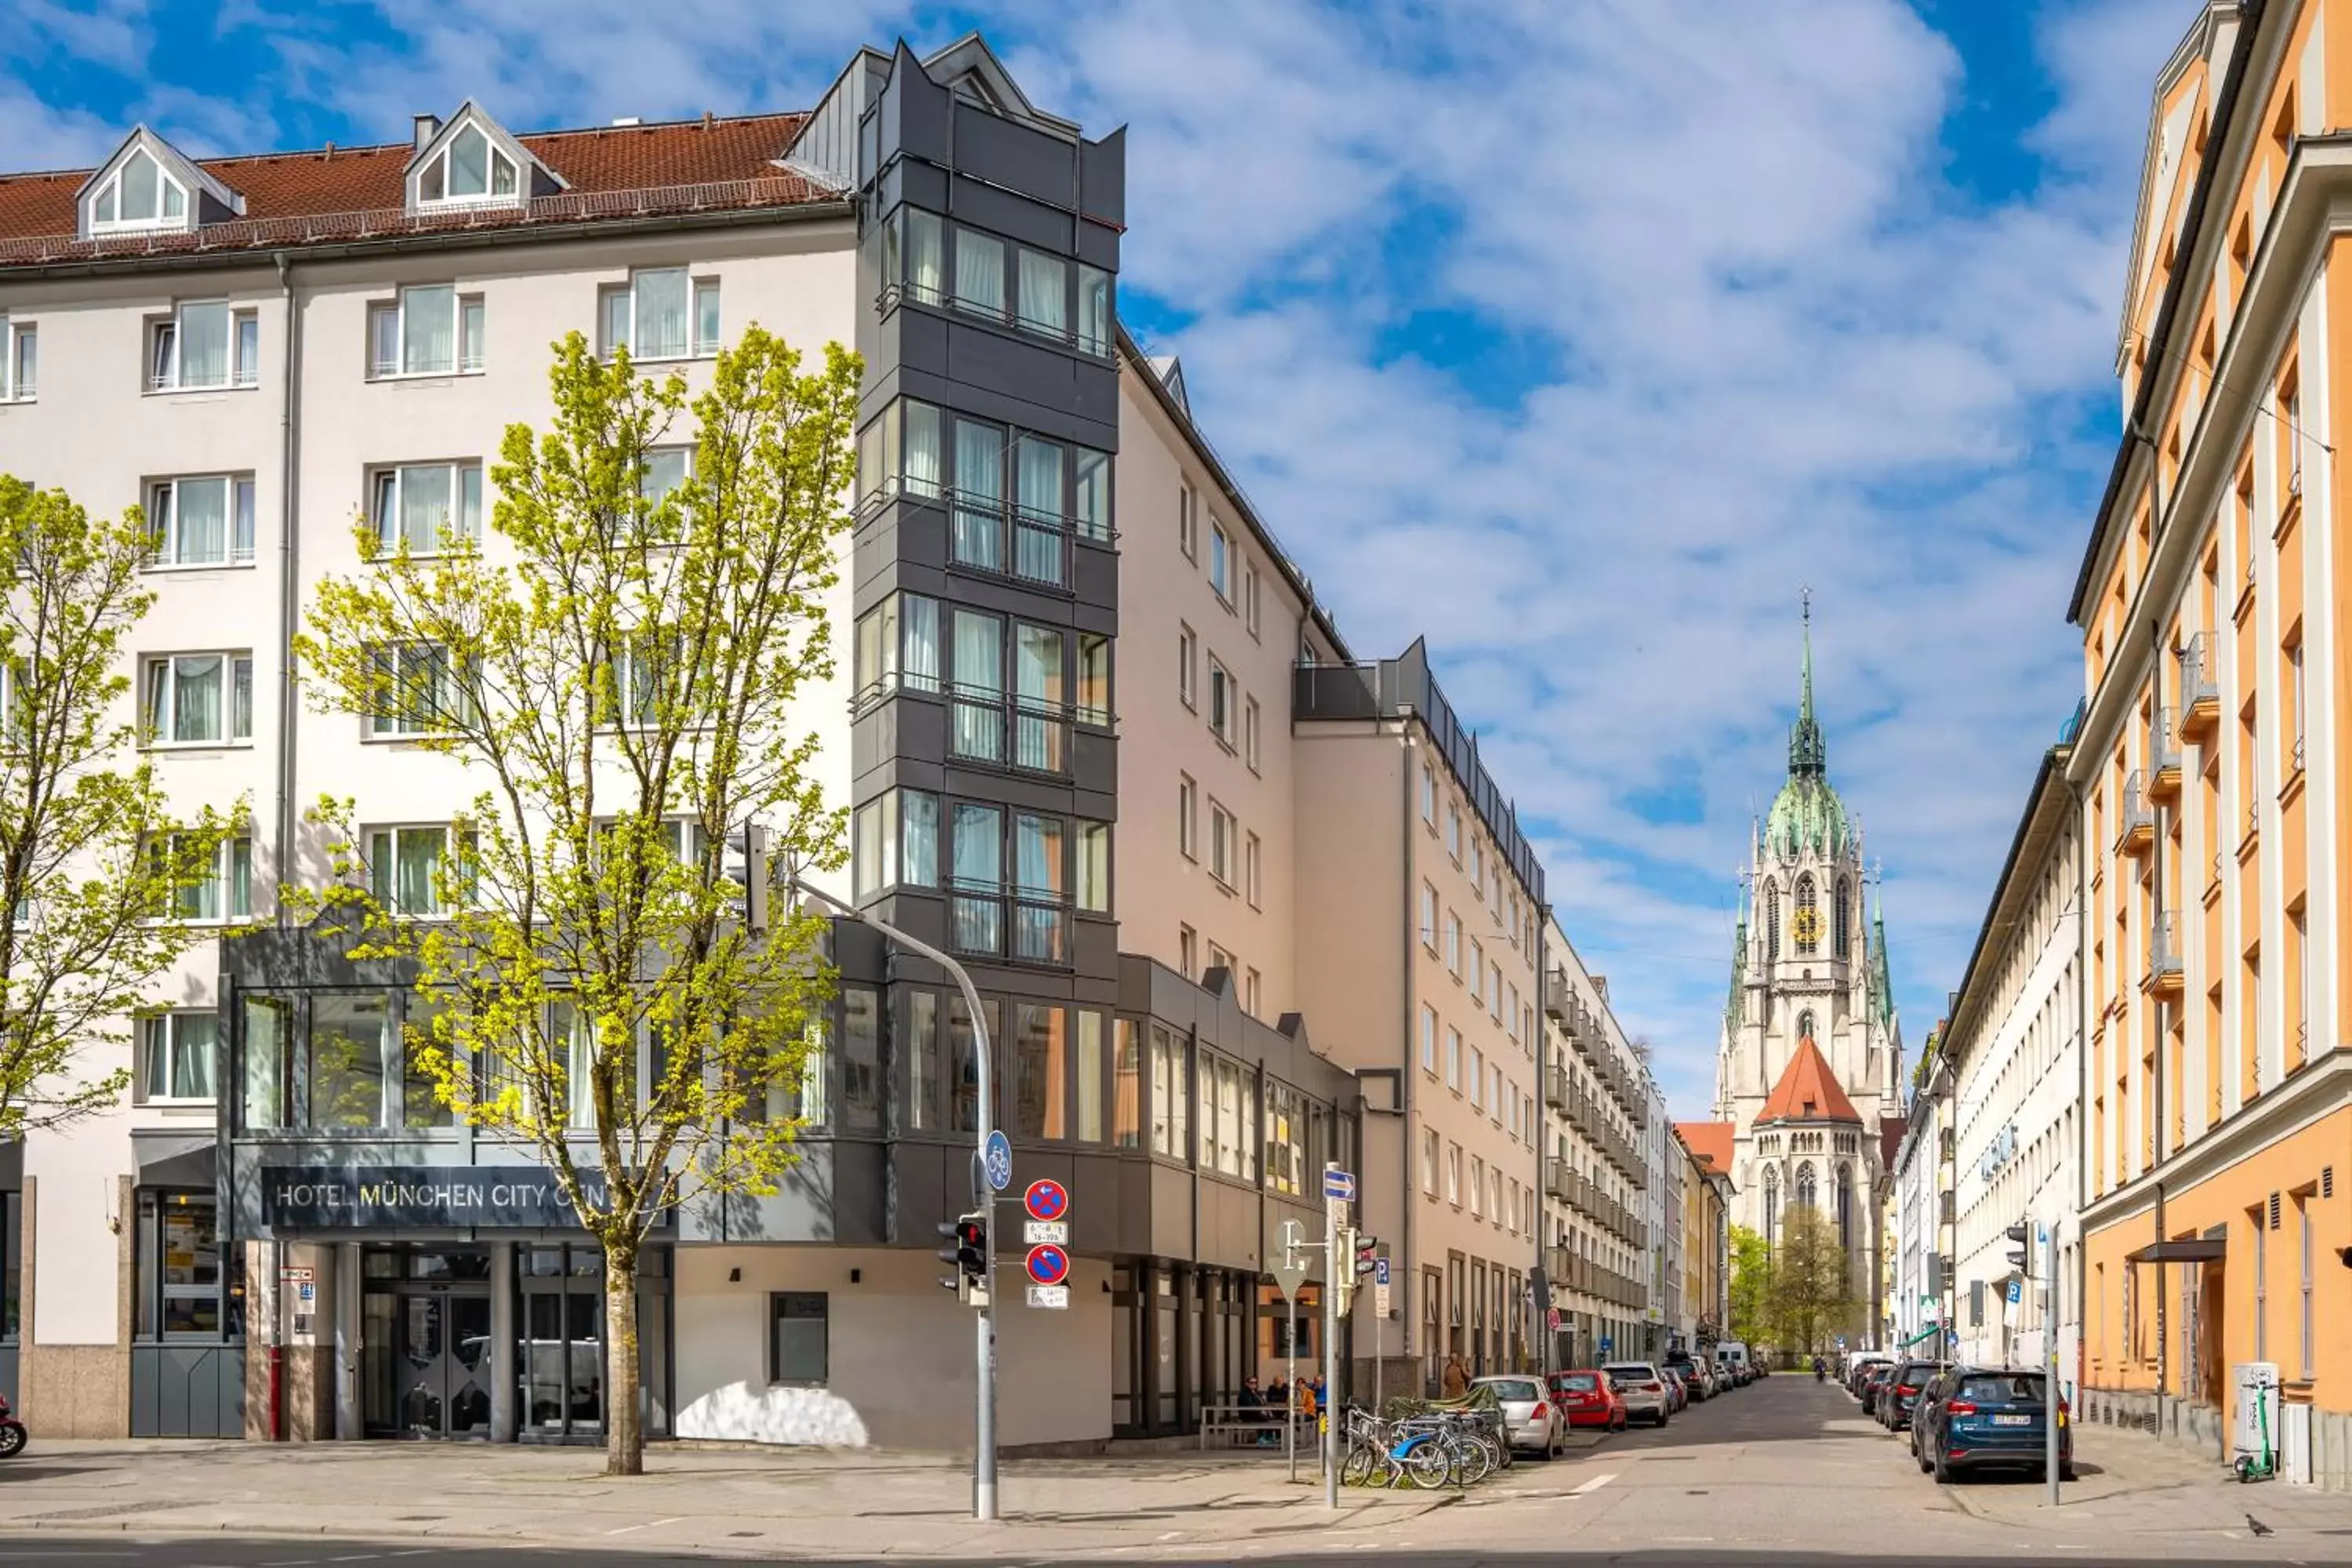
xmin=91 ymin=147 xmax=187 ymax=232
xmin=418 ymin=124 xmax=519 ymax=206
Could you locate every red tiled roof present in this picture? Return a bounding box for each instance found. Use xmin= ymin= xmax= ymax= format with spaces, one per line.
xmin=1878 ymin=1116 xmax=1907 ymax=1173
xmin=1675 ymin=1120 xmax=1734 ymax=1174
xmin=0 ymin=113 xmax=840 ymax=268
xmin=1755 ymin=1036 xmax=1862 ymax=1126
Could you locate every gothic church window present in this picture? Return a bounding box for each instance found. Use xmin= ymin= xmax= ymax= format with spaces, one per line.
xmin=1835 ymin=1162 xmax=1853 ymax=1252
xmin=1763 ymin=1167 xmax=1780 ymax=1245
xmin=1794 ymin=875 xmax=1820 ymax=955
xmin=1795 ymin=1162 xmax=1817 ymax=1211
xmin=1798 ymin=1009 xmax=1815 ymax=1044
xmin=1835 ymin=877 xmax=1852 ymax=960
xmin=1765 ymin=880 xmax=1780 ymax=963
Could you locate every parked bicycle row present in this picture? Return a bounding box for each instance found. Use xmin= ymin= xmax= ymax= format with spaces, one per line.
xmin=1340 ymin=1348 xmax=1766 ymax=1490
xmin=1838 ymin=1348 xmax=2074 ymax=1484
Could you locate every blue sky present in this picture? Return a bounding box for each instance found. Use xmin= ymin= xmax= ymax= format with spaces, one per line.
xmin=2 ymin=0 xmax=2200 ymax=1119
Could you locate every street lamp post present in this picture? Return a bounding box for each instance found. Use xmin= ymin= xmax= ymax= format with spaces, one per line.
xmin=793 ymin=878 xmax=998 ymax=1523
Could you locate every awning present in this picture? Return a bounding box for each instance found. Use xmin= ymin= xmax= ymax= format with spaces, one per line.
xmin=1902 ymin=1323 xmax=1944 ymax=1348
xmin=2126 ymin=1238 xmax=2227 ymax=1264
xmin=132 ymin=1129 xmax=216 ymax=1189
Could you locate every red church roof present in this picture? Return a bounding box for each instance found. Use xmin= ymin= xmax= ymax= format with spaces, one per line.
xmin=1756 ymin=1036 xmax=1862 ymax=1125
xmin=1675 ymin=1120 xmax=1734 ymax=1174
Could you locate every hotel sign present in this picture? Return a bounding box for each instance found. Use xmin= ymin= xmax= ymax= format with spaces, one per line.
xmin=263 ymin=1165 xmax=626 ymax=1229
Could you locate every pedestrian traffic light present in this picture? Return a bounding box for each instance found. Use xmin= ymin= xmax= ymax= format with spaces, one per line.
xmin=2005 ymin=1221 xmax=2032 ymax=1278
xmin=938 ymin=1210 xmax=989 ymax=1301
xmin=721 ymin=822 xmax=771 ymax=933
xmin=1355 ymin=1232 xmax=1380 ymax=1277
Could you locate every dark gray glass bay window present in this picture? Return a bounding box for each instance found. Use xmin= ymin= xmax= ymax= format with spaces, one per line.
xmin=877 ymin=208 xmax=1112 ymax=361
xmin=895 ymin=988 xmax=1112 ymax=1145
xmin=854 ymin=397 xmax=1112 ymax=576
xmin=238 ymin=988 xmax=454 ymax=1132
xmin=851 ymin=789 xmax=1108 ymax=966
xmin=854 ymin=592 xmax=1099 ymax=775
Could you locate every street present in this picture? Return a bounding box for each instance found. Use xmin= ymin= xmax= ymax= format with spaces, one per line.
xmin=2 ymin=1377 xmax=2347 ymax=1564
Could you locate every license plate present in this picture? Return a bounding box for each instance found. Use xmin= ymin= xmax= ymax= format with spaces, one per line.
xmin=1992 ymin=1414 xmax=2031 ymax=1426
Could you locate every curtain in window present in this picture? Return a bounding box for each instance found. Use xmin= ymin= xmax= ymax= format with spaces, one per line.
xmin=902 ymin=401 xmax=942 ymax=497
xmin=902 ymin=593 xmax=940 ymax=693
xmin=1018 ymin=249 xmax=1066 ymax=334
xmin=554 ymin=1002 xmax=595 ymax=1127
xmin=635 ymin=270 xmax=690 ymax=358
xmin=953 ymin=419 xmax=1002 ymax=570
xmin=179 ymin=303 xmax=230 ymax=387
xmin=175 ymin=1014 xmax=219 ymax=1100
xmin=171 ymin=655 xmax=222 ymax=742
xmin=901 ymin=790 xmax=938 ymax=886
xmin=399 ymin=466 xmax=452 ymax=552
xmin=1014 ymin=623 xmax=1064 ymax=771
xmin=952 ymin=610 xmax=1003 ymax=762
xmin=1014 ymin=814 xmax=1063 ymax=899
xmin=1073 ymin=448 xmax=1110 ymax=541
xmin=458 ymin=465 xmax=483 ymax=539
xmin=602 ymin=290 xmax=632 ymax=357
xmin=371 ymin=307 xmax=401 ymax=376
xmin=906 ymin=210 xmax=944 ymax=303
xmin=1015 ymin=437 xmax=1063 ymax=521
xmin=395 ymin=829 xmax=441 ymax=915
xmin=956 ymin=229 xmax=1005 ymax=315
xmin=175 ymin=477 xmax=227 ymax=564
xmin=403 ymin=285 xmax=456 ymax=374
xmin=1077 ymin=265 xmax=1111 ymax=354
xmin=949 ymin=805 xmax=1001 ymax=955
xmin=232 ymin=478 xmax=256 ymax=561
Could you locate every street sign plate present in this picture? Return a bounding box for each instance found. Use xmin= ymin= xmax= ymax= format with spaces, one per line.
xmin=1373 ymin=1257 xmax=1390 ymax=1287
xmin=1374 ymin=1282 xmax=1391 ymax=1317
xmin=1024 ymin=1243 xmax=1071 ymax=1287
xmin=1023 ymin=1178 xmax=1069 ymax=1222
xmin=2006 ymin=1278 xmax=2023 ymax=1306
xmin=1599 ymin=1336 xmax=1613 ymax=1354
xmin=1025 ymin=1284 xmax=1069 ymax=1309
xmin=1322 ymin=1167 xmax=1356 ymax=1202
xmin=1272 ymin=1236 xmax=1310 ymax=1301
xmin=279 ymin=1266 xmax=315 ymax=1284
xmin=983 ymin=1130 xmax=1014 ymax=1191
xmin=1023 ymin=1220 xmax=1069 ymax=1245
xmin=1546 ymin=1307 xmax=1563 ymax=1333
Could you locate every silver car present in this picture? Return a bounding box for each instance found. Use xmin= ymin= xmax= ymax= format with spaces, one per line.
xmin=1602 ymin=1361 xmax=1673 ymax=1427
xmin=1470 ymin=1374 xmax=1564 ymax=1458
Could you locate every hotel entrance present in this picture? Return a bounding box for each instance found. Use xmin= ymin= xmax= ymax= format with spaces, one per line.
xmin=361 ymin=1250 xmax=493 ymax=1439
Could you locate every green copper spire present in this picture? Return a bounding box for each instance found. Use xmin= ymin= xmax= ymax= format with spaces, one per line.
xmin=1788 ymin=590 xmax=1827 ymax=779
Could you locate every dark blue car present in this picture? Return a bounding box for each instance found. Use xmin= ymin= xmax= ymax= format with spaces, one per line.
xmin=1918 ymin=1367 xmax=2074 ymax=1483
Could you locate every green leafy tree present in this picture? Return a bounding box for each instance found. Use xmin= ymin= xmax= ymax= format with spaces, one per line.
xmin=0 ymin=477 xmax=244 ymax=1134
xmin=1765 ymin=1206 xmax=1855 ymax=1357
xmin=1727 ymin=1223 xmax=1773 ymax=1348
xmin=291 ymin=328 xmax=861 ymax=1475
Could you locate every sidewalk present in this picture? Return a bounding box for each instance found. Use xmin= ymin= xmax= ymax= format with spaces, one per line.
xmin=0 ymin=1437 xmax=1484 ymax=1559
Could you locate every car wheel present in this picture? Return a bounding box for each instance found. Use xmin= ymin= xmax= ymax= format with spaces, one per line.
xmin=1932 ymin=1446 xmax=1954 ymax=1485
xmin=1917 ymin=1445 xmax=1933 ymax=1475
xmin=2059 ymin=1463 xmax=2076 ymax=1483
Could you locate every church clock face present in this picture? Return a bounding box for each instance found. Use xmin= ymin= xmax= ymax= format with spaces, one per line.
xmin=1791 ymin=907 xmax=1823 ymax=948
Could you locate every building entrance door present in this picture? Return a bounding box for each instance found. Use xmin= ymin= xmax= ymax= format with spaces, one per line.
xmin=361 ymin=1248 xmax=492 ymax=1439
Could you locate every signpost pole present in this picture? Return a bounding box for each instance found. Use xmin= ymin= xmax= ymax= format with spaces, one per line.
xmin=1323 ymin=1163 xmax=1343 ymax=1511
xmin=1287 ymin=1295 xmax=1298 ymax=1484
xmin=790 ymin=878 xmax=996 ymax=1522
xmin=2045 ymin=1225 xmax=2061 ymax=1508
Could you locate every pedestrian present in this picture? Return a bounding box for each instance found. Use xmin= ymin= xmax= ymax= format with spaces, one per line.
xmin=1442 ymin=1353 xmax=1469 ymax=1400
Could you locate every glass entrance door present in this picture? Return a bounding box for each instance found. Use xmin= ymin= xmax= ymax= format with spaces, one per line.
xmin=520 ymin=1245 xmax=604 ymax=1438
xmin=361 ymin=1248 xmax=493 ymax=1439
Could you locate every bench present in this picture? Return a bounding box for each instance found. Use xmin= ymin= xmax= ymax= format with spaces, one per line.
xmin=1197 ymin=1403 xmax=1313 ymax=1451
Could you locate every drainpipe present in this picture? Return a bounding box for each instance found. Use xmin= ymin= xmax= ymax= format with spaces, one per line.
xmin=2072 ymin=768 xmax=2090 ymax=1413
xmin=2136 ymin=426 xmax=2169 ymax=1410
xmin=273 ymin=252 xmax=302 ymax=916
xmin=1398 ymin=721 xmax=1417 ymax=1392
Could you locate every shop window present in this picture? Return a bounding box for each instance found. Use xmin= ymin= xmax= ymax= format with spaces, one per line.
xmin=771 ymin=1292 xmax=829 ymax=1384
xmin=136 ymin=1191 xmax=220 ymax=1340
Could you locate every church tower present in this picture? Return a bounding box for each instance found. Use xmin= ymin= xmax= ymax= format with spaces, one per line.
xmin=1682 ymin=601 xmax=1905 ymax=1348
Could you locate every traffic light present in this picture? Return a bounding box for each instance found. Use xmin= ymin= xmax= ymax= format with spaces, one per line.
xmin=721 ymin=822 xmax=771 ymax=933
xmin=1355 ymin=1232 xmax=1380 ymax=1277
xmin=2005 ymin=1221 xmax=2032 ymax=1279
xmin=938 ymin=1210 xmax=989 ymax=1301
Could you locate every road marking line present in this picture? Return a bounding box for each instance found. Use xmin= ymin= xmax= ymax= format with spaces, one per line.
xmin=1571 ymin=1472 xmax=1617 ymax=1496
xmin=604 ymin=1515 xmax=684 ymax=1535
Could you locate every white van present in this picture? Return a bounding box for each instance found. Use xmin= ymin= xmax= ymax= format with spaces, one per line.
xmin=1714 ymin=1341 xmax=1751 ymax=1381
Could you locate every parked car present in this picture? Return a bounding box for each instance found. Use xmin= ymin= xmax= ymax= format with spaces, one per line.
xmin=1602 ymin=1361 xmax=1673 ymax=1427
xmin=1917 ymin=1367 xmax=2073 ymax=1483
xmin=1908 ymin=1367 xmax=1959 ymax=1457
xmin=1860 ymin=1362 xmax=1896 ymax=1417
xmin=1880 ymin=1358 xmax=1948 ymax=1432
xmin=1846 ymin=1351 xmax=1895 ymax=1394
xmin=1470 ymin=1374 xmax=1566 ymax=1459
xmin=1549 ymin=1369 xmax=1627 ymax=1432
xmin=1713 ymin=1341 xmax=1752 ymax=1385
xmin=1659 ymin=1367 xmax=1690 ymax=1411
xmin=1664 ymin=1354 xmax=1711 ymax=1401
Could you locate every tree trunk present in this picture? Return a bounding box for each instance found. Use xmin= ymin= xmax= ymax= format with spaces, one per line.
xmin=604 ymin=1234 xmax=644 ymax=1476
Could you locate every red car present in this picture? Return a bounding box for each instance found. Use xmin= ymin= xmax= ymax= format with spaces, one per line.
xmin=1548 ymin=1369 xmax=1628 ymax=1432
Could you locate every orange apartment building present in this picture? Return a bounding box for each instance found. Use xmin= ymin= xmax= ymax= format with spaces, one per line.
xmin=2068 ymin=0 xmax=2350 ymax=1486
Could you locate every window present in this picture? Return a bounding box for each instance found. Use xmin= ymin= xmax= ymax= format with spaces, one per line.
xmin=1470 ymin=1156 xmax=1485 ymax=1217
xmin=1421 ymin=764 xmax=1437 ymax=825
xmin=1421 ymin=1004 xmax=1439 ymax=1073
xmin=855 ymin=397 xmax=945 ymax=508
xmin=143 ymin=654 xmax=252 ymax=746
xmin=1073 ymin=447 xmax=1112 ymax=543
xmin=1447 ymin=1142 xmax=1463 ymax=1206
xmin=770 ymin=1293 xmax=828 ymax=1384
xmin=166 ymin=834 xmax=251 ymax=922
xmin=1178 ymin=625 xmax=1196 ymax=708
xmin=1447 ymin=804 xmax=1462 ymax=862
xmin=1243 ymin=832 xmax=1261 ymax=909
xmin=368 ymin=285 xmax=485 ymax=377
xmin=369 ymin=463 xmax=483 ymax=553
xmin=368 ymin=825 xmax=471 ymax=917
xmin=1491 ymin=963 xmax=1504 ymax=1021
xmin=887 ymin=207 xmax=945 ymax=307
xmin=91 ymin=146 xmax=191 ymax=233
xmin=1178 ymin=774 xmax=1198 ymax=861
xmin=953 ymin=226 xmax=1007 ymax=318
xmin=137 ymin=1192 xmax=221 ymax=1341
xmin=1472 ymin=839 xmax=1484 ymax=892
xmin=2298 ymin=1193 xmax=2315 ymax=1380
xmin=1209 ymin=521 xmax=1232 ymax=601
xmin=1015 ymin=248 xmax=1066 ymax=337
xmin=1422 ymin=1127 xmax=1439 ymax=1194
xmin=146 ymin=476 xmax=256 ymax=567
xmin=1446 ymin=1027 xmax=1463 ymax=1091
xmin=1471 ymin=1047 xmax=1485 ymax=1109
xmin=370 ymin=643 xmax=473 ymax=736
xmin=1470 ymin=940 xmax=1485 ymax=1004
xmin=1421 ymin=883 xmax=1439 ymax=950
xmin=1446 ymin=912 xmax=1463 ymax=975
xmin=1210 ymin=803 xmax=1236 ymax=886
xmin=1242 ymin=695 xmax=1261 ymax=771
xmin=151 ymin=303 xmax=258 ymax=391
xmin=1076 ymin=263 xmax=1112 ymax=356
xmin=1076 ymin=633 xmax=1111 ymax=726
xmin=1076 ymin=821 xmax=1111 ymax=913
xmin=2254 ymin=1206 xmax=2268 ymax=1363
xmin=417 ymin=122 xmax=520 ymax=206
xmin=600 ymin=270 xmax=719 ymax=360
xmin=0 ymin=315 xmax=32 ymax=401
xmin=1243 ymin=563 xmax=1261 ymax=637
xmin=2286 ymin=635 xmax=2307 ymax=773
xmin=1179 ymin=484 xmax=1198 ymax=561
xmin=1178 ymin=925 xmax=1198 ymax=981
xmin=140 ymin=1013 xmax=219 ymax=1102
xmin=1207 ymin=658 xmax=1233 ymax=745
xmin=947 ymin=802 xmax=1004 ymax=956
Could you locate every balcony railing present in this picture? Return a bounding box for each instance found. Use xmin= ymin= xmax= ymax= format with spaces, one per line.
xmin=2148 ymin=908 xmax=2184 ymax=996
xmin=1543 ymin=965 xmax=1574 ymax=1025
xmin=1544 ymin=1157 xmax=1573 ymax=1203
xmin=1543 ymin=1063 xmax=1572 ymax=1112
xmin=2179 ymin=633 xmax=2220 ymax=739
xmin=2117 ymin=771 xmax=2154 ymax=857
xmin=2149 ymin=706 xmax=2182 ymax=802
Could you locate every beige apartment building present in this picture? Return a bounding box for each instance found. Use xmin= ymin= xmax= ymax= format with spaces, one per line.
xmin=1537 ymin=928 xmax=1653 ymax=1367
xmin=1290 ymin=652 xmax=1547 ymax=1393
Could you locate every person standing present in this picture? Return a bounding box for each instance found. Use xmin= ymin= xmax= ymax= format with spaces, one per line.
xmin=1442 ymin=1354 xmax=1470 ymax=1400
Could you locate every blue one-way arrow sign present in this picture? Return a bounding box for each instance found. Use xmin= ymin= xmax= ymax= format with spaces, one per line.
xmin=1323 ymin=1167 xmax=1356 ymax=1202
